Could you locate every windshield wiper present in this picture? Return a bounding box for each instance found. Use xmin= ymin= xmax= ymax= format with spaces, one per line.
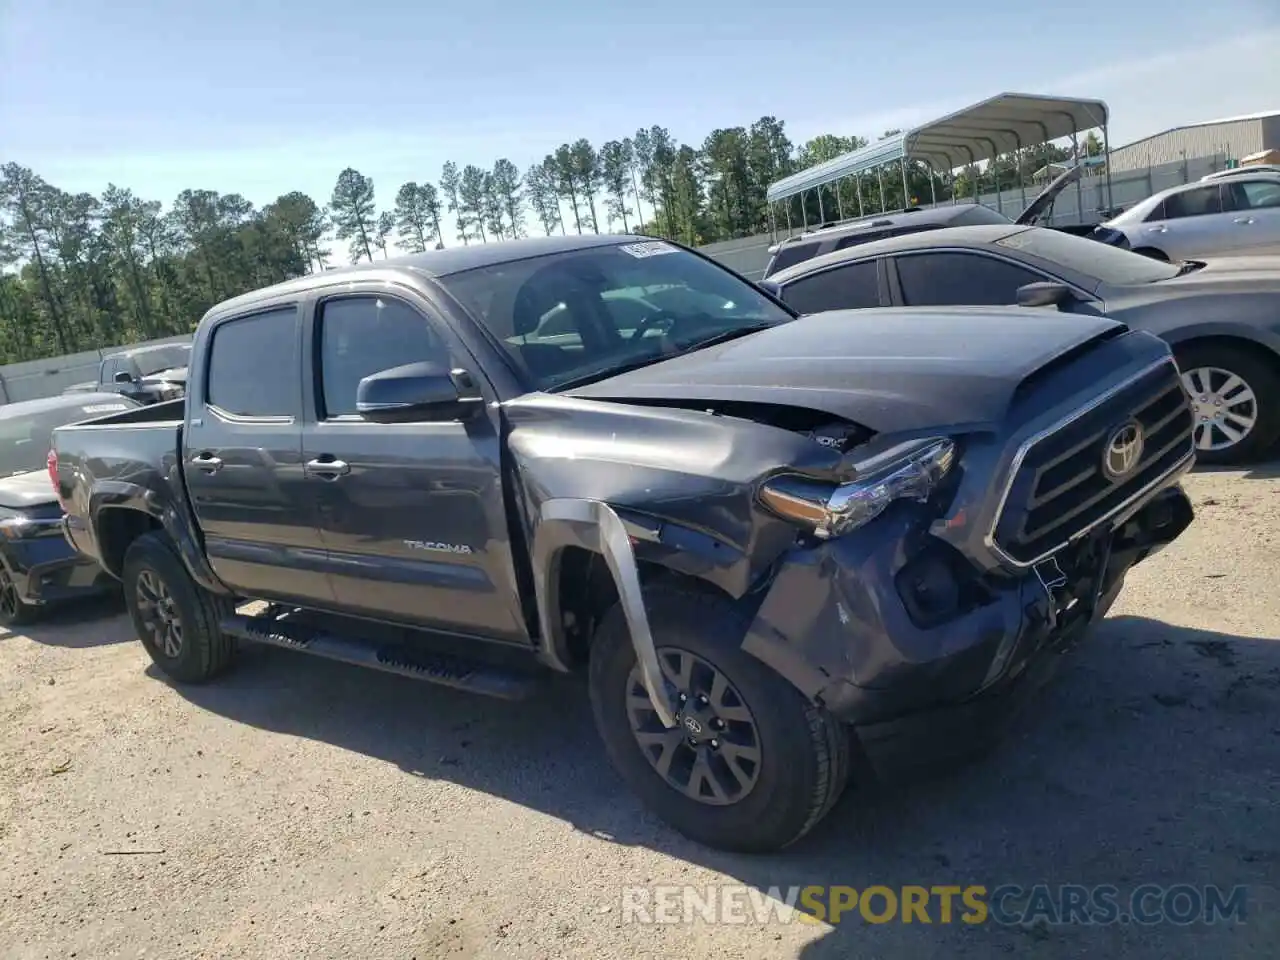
xmin=1174 ymin=260 xmax=1206 ymax=277
xmin=551 ymin=322 xmax=779 ymax=392
xmin=673 ymin=321 xmax=778 ymax=353
xmin=552 ymin=352 xmax=676 ymax=391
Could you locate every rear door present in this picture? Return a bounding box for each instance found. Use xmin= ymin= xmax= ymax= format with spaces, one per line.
xmin=183 ymin=304 xmax=336 ymax=607
xmin=301 ymin=286 xmax=529 ymax=642
xmin=1139 ymin=184 xmax=1235 ymax=260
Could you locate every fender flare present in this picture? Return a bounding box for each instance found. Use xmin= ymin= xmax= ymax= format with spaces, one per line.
xmin=89 ymin=480 xmax=230 ymax=595
xmin=531 ymin=497 xmax=678 ymax=729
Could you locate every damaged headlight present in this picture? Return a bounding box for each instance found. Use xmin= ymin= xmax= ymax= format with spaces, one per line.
xmin=760 ymin=437 xmax=956 ymax=539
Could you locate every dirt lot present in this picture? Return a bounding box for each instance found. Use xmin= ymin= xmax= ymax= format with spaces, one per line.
xmin=2 ymin=463 xmax=1278 ymax=960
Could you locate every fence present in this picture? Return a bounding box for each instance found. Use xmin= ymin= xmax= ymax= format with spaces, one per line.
xmin=0 ymin=152 xmax=1236 ymax=403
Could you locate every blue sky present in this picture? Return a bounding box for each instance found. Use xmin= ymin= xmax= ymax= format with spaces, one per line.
xmin=3 ymin=0 xmax=1278 ymax=245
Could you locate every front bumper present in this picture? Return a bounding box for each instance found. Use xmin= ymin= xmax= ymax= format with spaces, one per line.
xmin=742 ymin=482 xmax=1194 ymax=782
xmin=5 ymin=533 xmax=116 ymax=607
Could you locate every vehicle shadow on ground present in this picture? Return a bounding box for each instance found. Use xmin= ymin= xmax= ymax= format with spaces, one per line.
xmin=158 ymin=613 xmax=1280 ymax=959
xmin=1193 ymin=457 xmax=1280 ymax=481
xmin=6 ymin=592 xmax=129 ymax=648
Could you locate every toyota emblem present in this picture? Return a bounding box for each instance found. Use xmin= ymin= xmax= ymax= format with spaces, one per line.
xmin=1102 ymin=421 xmax=1145 ymax=481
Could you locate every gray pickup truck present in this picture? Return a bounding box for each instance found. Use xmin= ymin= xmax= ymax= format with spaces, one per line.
xmin=50 ymin=235 xmax=1197 ymax=852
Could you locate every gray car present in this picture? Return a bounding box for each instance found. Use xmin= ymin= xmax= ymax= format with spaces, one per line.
xmin=1102 ymin=172 xmax=1280 ymax=261
xmin=761 ymin=224 xmax=1280 ymax=464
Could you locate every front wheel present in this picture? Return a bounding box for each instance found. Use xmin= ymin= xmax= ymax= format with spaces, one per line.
xmin=1175 ymin=343 xmax=1280 ymax=465
xmin=588 ymin=585 xmax=850 ymax=853
xmin=121 ymin=532 xmax=237 ymax=683
xmin=0 ymin=564 xmax=39 ymax=628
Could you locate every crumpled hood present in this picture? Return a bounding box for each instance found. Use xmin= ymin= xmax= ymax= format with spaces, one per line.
xmin=566 ymin=307 xmax=1126 ymax=434
xmin=0 ymin=469 xmax=60 ymax=509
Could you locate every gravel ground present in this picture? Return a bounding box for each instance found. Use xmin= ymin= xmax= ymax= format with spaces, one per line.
xmin=1 ymin=463 xmax=1278 ymax=960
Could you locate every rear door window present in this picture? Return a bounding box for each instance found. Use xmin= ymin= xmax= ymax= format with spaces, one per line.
xmin=780 ymin=260 xmax=882 ymax=313
xmin=1161 ymin=186 xmax=1223 ymax=220
xmin=206 ymin=307 xmax=300 ymax=418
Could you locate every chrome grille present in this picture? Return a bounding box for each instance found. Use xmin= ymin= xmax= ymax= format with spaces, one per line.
xmin=992 ymin=358 xmax=1194 ymax=566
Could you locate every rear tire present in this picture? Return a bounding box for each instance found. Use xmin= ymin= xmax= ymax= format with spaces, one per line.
xmin=1174 ymin=342 xmax=1280 ymax=465
xmin=122 ymin=532 xmax=237 ymax=683
xmin=588 ymin=584 xmax=850 ymax=853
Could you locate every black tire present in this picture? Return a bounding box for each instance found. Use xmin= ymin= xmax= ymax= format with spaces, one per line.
xmin=588 ymin=584 xmax=850 ymax=853
xmin=121 ymin=532 xmax=236 ymax=683
xmin=1131 ymin=246 xmax=1169 ymax=261
xmin=1174 ymin=342 xmax=1280 ymax=465
xmin=0 ymin=563 xmax=40 ymax=628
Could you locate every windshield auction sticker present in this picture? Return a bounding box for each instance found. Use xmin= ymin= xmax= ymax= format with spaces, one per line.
xmin=619 ymin=240 xmax=678 ymax=258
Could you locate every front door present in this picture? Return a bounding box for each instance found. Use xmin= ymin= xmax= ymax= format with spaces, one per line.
xmin=301 ymin=290 xmax=528 ymax=642
xmin=183 ymin=304 xmax=336 ymax=607
xmin=1220 ymin=177 xmax=1280 ymax=256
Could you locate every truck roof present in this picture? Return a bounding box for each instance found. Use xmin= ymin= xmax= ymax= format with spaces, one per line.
xmin=209 ymin=234 xmax=640 ymax=317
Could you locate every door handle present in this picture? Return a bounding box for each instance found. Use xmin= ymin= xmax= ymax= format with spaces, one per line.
xmin=190 ymin=452 xmax=223 ymax=474
xmin=305 ymin=457 xmax=350 ymax=480
xmin=1234 ymin=217 xmax=1256 ymax=225
xmin=1145 ymin=225 xmax=1168 ymax=233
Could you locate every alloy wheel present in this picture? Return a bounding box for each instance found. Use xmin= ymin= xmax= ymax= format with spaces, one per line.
xmin=625 ymin=647 xmax=762 ymax=806
xmin=136 ymin=569 xmax=183 ymax=658
xmin=1182 ymin=366 xmax=1258 ymax=454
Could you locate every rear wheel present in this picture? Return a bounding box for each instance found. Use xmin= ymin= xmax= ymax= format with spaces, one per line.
xmin=1175 ymin=343 xmax=1280 ymax=465
xmin=588 ymin=584 xmax=850 ymax=853
xmin=122 ymin=533 xmax=236 ymax=683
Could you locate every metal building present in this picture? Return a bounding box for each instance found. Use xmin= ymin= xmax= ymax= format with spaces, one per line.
xmin=1106 ymin=109 xmax=1280 ymax=173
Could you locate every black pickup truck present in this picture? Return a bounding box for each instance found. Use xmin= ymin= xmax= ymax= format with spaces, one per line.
xmin=51 ymin=235 xmax=1196 ymax=853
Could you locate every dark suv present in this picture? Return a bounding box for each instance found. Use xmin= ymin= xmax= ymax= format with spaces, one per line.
xmin=763 ymin=204 xmax=1012 ymax=278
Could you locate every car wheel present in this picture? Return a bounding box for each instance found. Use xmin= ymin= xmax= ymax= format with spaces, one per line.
xmin=1175 ymin=343 xmax=1280 ymax=465
xmin=588 ymin=583 xmax=850 ymax=853
xmin=1131 ymin=247 xmax=1169 ymax=261
xmin=0 ymin=564 xmax=39 ymax=628
xmin=122 ymin=532 xmax=237 ymax=683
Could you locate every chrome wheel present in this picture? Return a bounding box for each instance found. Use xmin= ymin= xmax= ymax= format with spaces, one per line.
xmin=1182 ymin=366 xmax=1259 ymax=454
xmin=625 ymin=647 xmax=762 ymax=806
xmin=136 ymin=569 xmax=183 ymax=658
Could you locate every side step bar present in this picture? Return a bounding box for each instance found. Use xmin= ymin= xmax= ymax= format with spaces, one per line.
xmin=218 ymin=613 xmax=541 ymax=701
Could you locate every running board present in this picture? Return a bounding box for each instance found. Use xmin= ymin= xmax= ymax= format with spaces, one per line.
xmin=218 ymin=613 xmax=541 ymax=700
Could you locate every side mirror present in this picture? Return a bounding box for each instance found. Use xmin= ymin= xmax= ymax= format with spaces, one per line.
xmin=114 ymin=371 xmax=136 ymax=384
xmin=356 ymin=361 xmax=484 ymax=424
xmin=1016 ymin=281 xmax=1076 ymax=309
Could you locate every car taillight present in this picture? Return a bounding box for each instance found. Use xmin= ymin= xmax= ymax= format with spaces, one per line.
xmin=47 ymin=448 xmax=65 ymax=509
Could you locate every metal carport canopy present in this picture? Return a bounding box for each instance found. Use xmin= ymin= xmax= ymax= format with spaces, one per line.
xmin=765 ymin=92 xmax=1110 ymax=203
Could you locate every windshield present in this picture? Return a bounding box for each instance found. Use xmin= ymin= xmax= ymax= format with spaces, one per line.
xmin=0 ymin=398 xmax=136 ymax=478
xmin=437 ymin=240 xmax=794 ymax=391
xmin=132 ymin=344 xmax=191 ymax=377
xmin=996 ymin=227 xmax=1180 ymax=285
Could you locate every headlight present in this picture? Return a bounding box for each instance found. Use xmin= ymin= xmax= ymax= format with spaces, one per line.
xmin=759 ymin=437 xmax=956 ymax=539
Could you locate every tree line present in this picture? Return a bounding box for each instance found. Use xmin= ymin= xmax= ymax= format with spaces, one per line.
xmin=1 ymin=119 xmax=1091 ymax=365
